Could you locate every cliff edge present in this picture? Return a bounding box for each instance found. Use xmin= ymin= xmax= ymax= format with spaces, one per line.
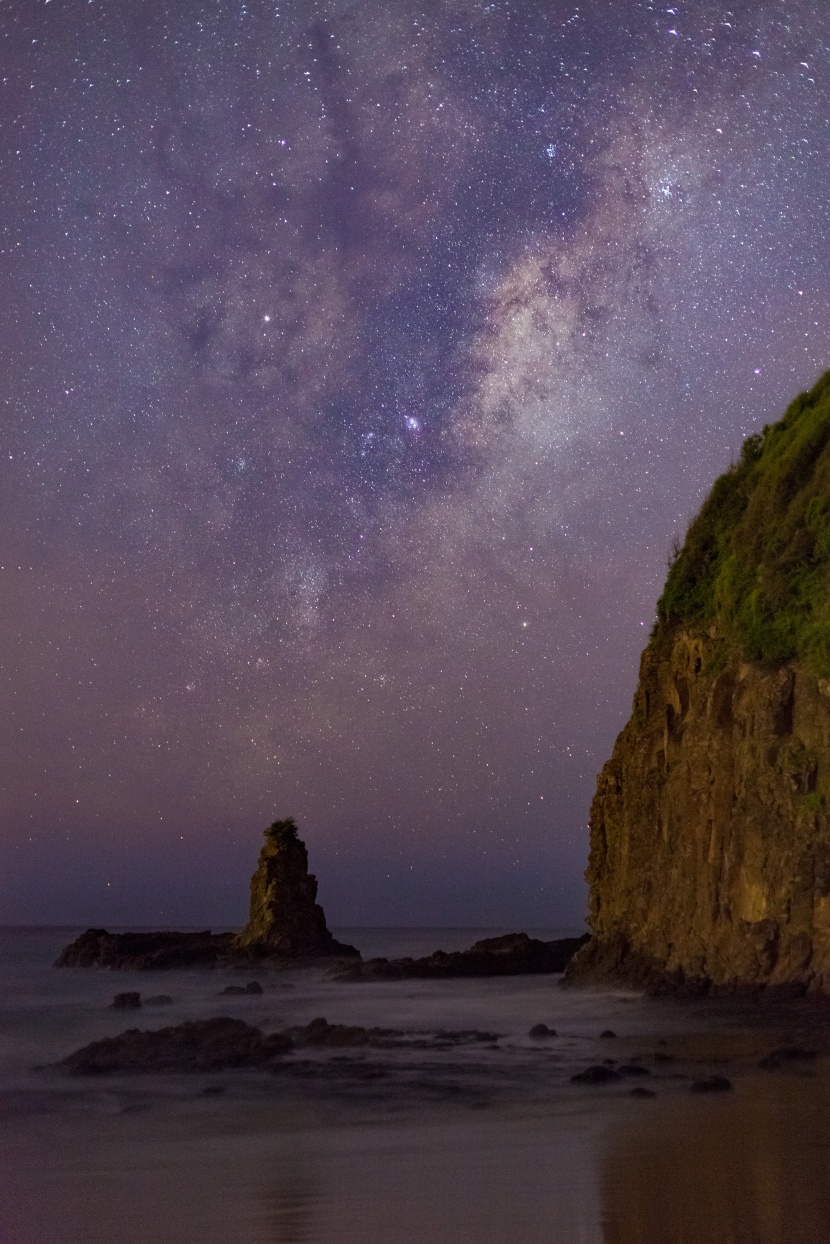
xmin=567 ymin=371 xmax=830 ymax=993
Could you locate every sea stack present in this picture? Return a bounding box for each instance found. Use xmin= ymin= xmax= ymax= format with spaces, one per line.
xmin=233 ymin=819 xmax=359 ymax=958
xmin=567 ymin=371 xmax=830 ymax=993
xmin=56 ymin=818 xmax=358 ymax=967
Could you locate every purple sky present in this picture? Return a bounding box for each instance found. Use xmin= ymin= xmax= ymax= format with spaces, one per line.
xmin=2 ymin=0 xmax=829 ymax=927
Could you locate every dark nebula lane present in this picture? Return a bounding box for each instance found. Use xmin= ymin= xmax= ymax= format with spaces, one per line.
xmin=2 ymin=0 xmax=829 ymax=925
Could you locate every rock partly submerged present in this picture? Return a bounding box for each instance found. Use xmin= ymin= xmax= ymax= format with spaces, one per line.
xmin=567 ymin=371 xmax=830 ymax=996
xmin=57 ymin=929 xmax=236 ymax=970
xmin=328 ymin=932 xmax=589 ymax=981
xmin=56 ymin=819 xmax=358 ymax=969
xmin=57 ymin=1017 xmax=289 ymax=1074
xmin=55 ymin=1015 xmax=499 ymax=1074
xmin=110 ymin=991 xmax=141 ymax=1009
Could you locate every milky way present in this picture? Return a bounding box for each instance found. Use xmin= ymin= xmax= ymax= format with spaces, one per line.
xmin=2 ymin=0 xmax=830 ymax=925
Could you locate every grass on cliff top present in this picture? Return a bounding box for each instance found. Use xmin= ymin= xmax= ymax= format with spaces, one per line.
xmin=657 ymin=369 xmax=830 ymax=676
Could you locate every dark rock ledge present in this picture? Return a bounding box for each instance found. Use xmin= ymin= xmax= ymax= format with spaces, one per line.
xmin=328 ymin=932 xmax=589 ymax=981
xmin=54 ymin=1016 xmax=502 ymax=1074
xmin=56 ymin=929 xmax=237 ymax=970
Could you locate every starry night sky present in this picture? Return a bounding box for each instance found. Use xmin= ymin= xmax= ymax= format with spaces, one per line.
xmin=2 ymin=0 xmax=829 ymax=927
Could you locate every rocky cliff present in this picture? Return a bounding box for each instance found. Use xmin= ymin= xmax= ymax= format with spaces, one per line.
xmin=568 ymin=371 xmax=830 ymax=993
xmin=233 ymin=818 xmax=358 ymax=958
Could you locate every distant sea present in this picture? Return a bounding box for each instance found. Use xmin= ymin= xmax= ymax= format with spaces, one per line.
xmin=1 ymin=925 xmax=829 ymax=1243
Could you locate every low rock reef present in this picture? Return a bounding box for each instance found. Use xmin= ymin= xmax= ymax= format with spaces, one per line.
xmin=58 ymin=1017 xmax=292 ymax=1073
xmin=329 ymin=932 xmax=589 ymax=981
xmin=55 ymin=1015 xmax=500 ymax=1074
xmin=56 ymin=929 xmax=236 ymax=970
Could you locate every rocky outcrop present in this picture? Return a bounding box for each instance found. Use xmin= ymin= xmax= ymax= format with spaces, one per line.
xmin=330 ymin=932 xmax=588 ymax=981
xmin=111 ymin=991 xmax=141 ymax=1009
xmin=56 ymin=929 xmax=234 ymax=969
xmin=218 ymin=980 xmax=262 ymax=996
xmin=57 ymin=1017 xmax=292 ymax=1074
xmin=568 ymin=372 xmax=830 ymax=994
xmin=233 ymin=819 xmax=358 ymax=958
xmin=56 ymin=819 xmax=358 ymax=968
xmin=55 ymin=1016 xmax=498 ymax=1073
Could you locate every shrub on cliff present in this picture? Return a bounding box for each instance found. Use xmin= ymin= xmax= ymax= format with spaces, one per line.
xmin=657 ymin=370 xmax=830 ymax=675
xmin=264 ymin=818 xmax=299 ymax=847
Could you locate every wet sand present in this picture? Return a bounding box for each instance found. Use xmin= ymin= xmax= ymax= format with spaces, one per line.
xmin=5 ymin=1061 xmax=830 ymax=1244
xmin=604 ymin=1064 xmax=830 ymax=1244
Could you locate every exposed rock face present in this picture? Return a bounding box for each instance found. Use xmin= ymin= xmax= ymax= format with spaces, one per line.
xmin=567 ymin=634 xmax=830 ymax=992
xmin=233 ymin=819 xmax=359 ymax=958
xmin=568 ymin=373 xmax=830 ymax=994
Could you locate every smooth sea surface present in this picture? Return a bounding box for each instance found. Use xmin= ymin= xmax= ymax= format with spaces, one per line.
xmin=2 ymin=926 xmax=830 ymax=1243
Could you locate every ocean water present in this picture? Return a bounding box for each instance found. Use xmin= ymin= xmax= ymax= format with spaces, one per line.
xmin=2 ymin=927 xmax=830 ymax=1243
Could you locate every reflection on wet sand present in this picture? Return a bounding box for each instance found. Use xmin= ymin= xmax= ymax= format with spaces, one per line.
xmin=263 ymin=1115 xmax=603 ymax=1244
xmin=269 ymin=1177 xmax=317 ymax=1244
xmin=602 ymin=1067 xmax=830 ymax=1244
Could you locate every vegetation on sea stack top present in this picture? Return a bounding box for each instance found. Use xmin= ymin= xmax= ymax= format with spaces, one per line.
xmin=657 ymin=369 xmax=830 ymax=675
xmin=264 ymin=818 xmax=299 ymax=847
